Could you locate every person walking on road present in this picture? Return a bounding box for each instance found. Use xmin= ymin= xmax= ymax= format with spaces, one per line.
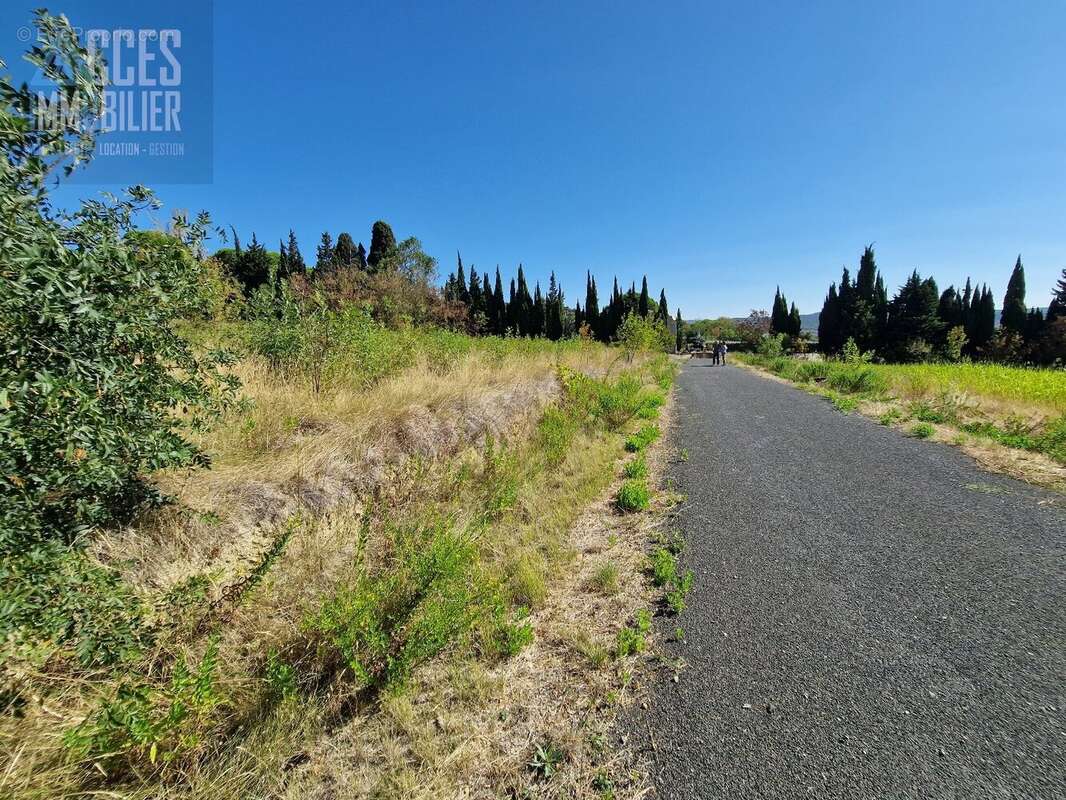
xmin=712 ymin=341 xmax=720 ymax=365
xmin=720 ymin=340 xmax=728 ymax=365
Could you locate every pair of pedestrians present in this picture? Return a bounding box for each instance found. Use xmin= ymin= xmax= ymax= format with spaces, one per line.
xmin=711 ymin=340 xmax=728 ymax=365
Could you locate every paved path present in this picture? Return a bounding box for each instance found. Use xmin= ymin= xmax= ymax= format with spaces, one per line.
xmin=631 ymin=364 xmax=1065 ymax=800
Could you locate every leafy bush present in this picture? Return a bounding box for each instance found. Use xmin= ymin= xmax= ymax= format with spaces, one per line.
xmin=624 ymin=425 xmax=661 ymax=453
xmin=615 ymin=479 xmax=651 ymax=512
xmin=307 ymin=522 xmax=483 ymax=689
xmin=66 ymin=638 xmax=222 ymax=773
xmin=623 ymin=455 xmax=648 ymax=479
xmin=616 ymin=609 xmax=652 ymax=657
xmin=649 ymin=548 xmax=677 ymax=587
xmin=0 ymin=13 xmax=237 ymax=659
xmin=665 ymin=570 xmax=694 ymax=615
xmin=910 ymin=422 xmax=935 ymax=439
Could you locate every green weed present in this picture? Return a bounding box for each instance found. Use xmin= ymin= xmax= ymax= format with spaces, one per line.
xmin=616 ymin=479 xmax=651 ymax=512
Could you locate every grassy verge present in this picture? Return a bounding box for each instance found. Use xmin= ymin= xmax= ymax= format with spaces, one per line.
xmin=736 ymin=352 xmax=1066 ymax=490
xmin=1 ymin=325 xmax=681 ymax=800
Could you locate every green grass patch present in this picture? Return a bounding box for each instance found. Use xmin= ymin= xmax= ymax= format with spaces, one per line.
xmin=624 ymin=424 xmax=661 ymax=453
xmin=909 ymin=422 xmax=935 ymax=439
xmin=615 ymin=479 xmax=651 ymax=512
xmin=622 ymin=454 xmax=648 ymax=479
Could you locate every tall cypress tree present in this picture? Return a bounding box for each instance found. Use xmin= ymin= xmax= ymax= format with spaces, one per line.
xmin=455 ymin=258 xmax=469 ymax=306
xmin=507 ymin=277 xmax=518 ymax=334
xmin=287 ymin=229 xmax=306 ymax=275
xmin=788 ymin=302 xmax=802 ymax=337
xmin=516 ymin=266 xmax=533 ymax=335
xmin=974 ymin=285 xmax=996 ymax=350
xmin=532 ymin=283 xmax=545 ymax=337
xmin=585 ymin=272 xmax=600 ymax=339
xmin=493 ymin=267 xmax=506 ymax=334
xmin=354 ymin=243 xmax=368 ymax=271
xmin=818 ymin=283 xmax=840 ymax=354
xmin=278 ymin=239 xmax=289 ymax=278
xmin=1001 ymin=256 xmax=1028 ymax=334
xmin=367 ymin=220 xmax=397 ymax=271
xmin=639 ymin=276 xmax=650 ymax=317
xmin=657 ymin=288 xmax=670 ymax=326
xmin=675 ymin=307 xmax=684 ymax=352
xmin=467 ymin=262 xmax=483 ymax=320
xmin=771 ymin=287 xmax=788 ymax=334
xmin=546 ymin=272 xmax=564 ymax=341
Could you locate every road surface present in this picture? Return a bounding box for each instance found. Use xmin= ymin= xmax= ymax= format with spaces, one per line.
xmin=631 ymin=363 xmax=1065 ymax=799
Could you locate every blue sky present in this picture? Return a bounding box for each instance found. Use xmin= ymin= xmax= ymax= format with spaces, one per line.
xmin=6 ymin=0 xmax=1065 ymax=317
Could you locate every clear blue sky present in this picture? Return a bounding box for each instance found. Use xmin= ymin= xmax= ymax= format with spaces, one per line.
xmin=8 ymin=0 xmax=1066 ymax=317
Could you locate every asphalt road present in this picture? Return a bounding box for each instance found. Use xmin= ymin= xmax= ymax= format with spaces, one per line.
xmin=630 ymin=363 xmax=1065 ymax=800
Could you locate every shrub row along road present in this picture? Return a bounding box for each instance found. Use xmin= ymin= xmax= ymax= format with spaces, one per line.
xmin=632 ymin=363 xmax=1065 ymax=799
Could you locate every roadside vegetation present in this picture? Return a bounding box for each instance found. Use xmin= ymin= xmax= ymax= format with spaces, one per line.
xmin=0 ymin=15 xmax=684 ymax=799
xmin=738 ymin=337 xmax=1066 ymax=489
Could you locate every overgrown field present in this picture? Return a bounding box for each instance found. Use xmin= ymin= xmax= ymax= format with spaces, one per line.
xmin=2 ymin=315 xmax=681 ymax=800
xmin=736 ymin=351 xmax=1066 ymax=484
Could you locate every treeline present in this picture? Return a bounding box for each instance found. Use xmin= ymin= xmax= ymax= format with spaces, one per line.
xmin=775 ymin=246 xmax=1065 ymax=364
xmin=442 ymin=259 xmax=676 ymax=342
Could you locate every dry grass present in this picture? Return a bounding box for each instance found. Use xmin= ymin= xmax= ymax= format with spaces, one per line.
xmin=1 ymin=332 xmax=675 ymax=800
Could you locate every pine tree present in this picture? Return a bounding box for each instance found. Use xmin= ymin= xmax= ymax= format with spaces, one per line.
xmin=639 ymin=276 xmax=650 ymax=317
xmin=233 ymin=232 xmax=271 ymax=296
xmin=287 ymin=230 xmax=306 ymax=274
xmin=367 ymin=220 xmax=397 ymax=271
xmin=354 ymin=243 xmax=368 ymax=271
xmin=315 ymin=232 xmax=335 ymax=273
xmin=335 ymin=232 xmax=356 ymax=267
xmin=885 ymin=270 xmax=942 ymax=360
xmin=1047 ymin=268 xmax=1066 ymax=323
xmin=1001 ymin=255 xmax=1028 ymax=334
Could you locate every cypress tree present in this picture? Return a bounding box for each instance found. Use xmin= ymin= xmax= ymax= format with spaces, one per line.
xmin=675 ymin=308 xmax=684 ymax=352
xmin=507 ymin=277 xmax=518 ymax=334
xmin=230 ymin=225 xmax=242 ymax=258
xmin=546 ymin=272 xmax=564 ymax=341
xmin=354 ymin=243 xmax=368 ymax=271
xmin=1025 ymin=308 xmax=1046 ymax=342
xmin=639 ymin=276 xmax=650 ymax=317
xmin=455 ymin=256 xmax=469 ymax=305
xmin=788 ymin=302 xmax=802 ymax=337
xmin=367 ymin=220 xmax=397 ymax=271
xmin=493 ymin=267 xmax=506 ymax=334
xmin=771 ymin=287 xmax=788 ymax=334
xmin=657 ymin=288 xmax=670 ymax=326
xmin=818 ymin=283 xmax=840 ymax=354
xmin=467 ymin=262 xmax=483 ymax=319
xmin=885 ymin=270 xmax=942 ymax=360
xmin=278 ymin=239 xmax=289 ymax=278
xmin=585 ymin=272 xmax=600 ymax=339
xmin=335 ymin=232 xmax=356 ymax=267
xmin=287 ymin=229 xmax=306 ymax=275
xmin=1001 ymin=256 xmax=1028 ymax=334
xmin=315 ymin=232 xmax=335 ymax=273
xmin=532 ymin=283 xmax=545 ymax=337
xmin=574 ymin=302 xmax=583 ymax=333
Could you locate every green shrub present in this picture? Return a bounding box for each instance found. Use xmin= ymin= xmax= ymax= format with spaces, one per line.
xmin=616 ymin=479 xmax=651 ymax=512
xmin=307 ymin=522 xmax=482 ymax=689
xmin=623 ymin=455 xmax=648 ymax=479
xmin=536 ymin=407 xmax=577 ymax=467
xmin=649 ymin=548 xmax=677 ymax=587
xmin=624 ymin=425 xmax=661 ymax=453
xmin=665 ymin=570 xmax=694 ymax=615
xmin=910 ymin=422 xmax=935 ymax=439
xmin=616 ymin=609 xmax=652 ymax=657
xmin=65 ymin=638 xmax=221 ymax=772
xmin=878 ymin=408 xmax=903 ymax=426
